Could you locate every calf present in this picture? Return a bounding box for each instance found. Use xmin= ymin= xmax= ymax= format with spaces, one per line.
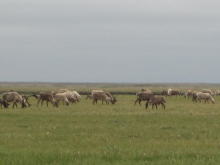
xmin=85 ymin=94 xmax=94 ymax=100
xmin=147 ymin=96 xmax=166 ymax=109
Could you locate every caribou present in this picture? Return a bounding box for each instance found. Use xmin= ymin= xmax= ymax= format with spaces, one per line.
xmin=91 ymin=90 xmax=103 ymax=94
xmin=2 ymin=92 xmax=26 ymax=108
xmin=196 ymin=92 xmax=214 ymax=104
xmin=85 ymin=94 xmax=94 ymax=100
xmin=134 ymin=92 xmax=154 ymax=107
xmin=161 ymin=90 xmax=168 ymax=97
xmin=140 ymin=89 xmax=152 ymax=93
xmin=52 ymin=89 xmax=81 ymax=102
xmin=192 ymin=91 xmax=199 ymax=102
xmin=54 ymin=93 xmax=69 ymax=106
xmin=92 ymin=92 xmax=117 ymax=105
xmin=90 ymin=90 xmax=112 ymax=104
xmin=22 ymin=94 xmax=38 ymax=107
xmin=202 ymin=89 xmax=213 ymax=96
xmin=63 ymin=93 xmax=78 ymax=104
xmin=66 ymin=91 xmax=81 ymax=101
xmin=215 ymin=90 xmax=220 ymax=96
xmin=148 ymin=96 xmax=166 ymax=109
xmin=184 ymin=90 xmax=193 ymax=98
xmin=167 ymin=88 xmax=181 ymax=97
xmin=37 ymin=92 xmax=58 ymax=107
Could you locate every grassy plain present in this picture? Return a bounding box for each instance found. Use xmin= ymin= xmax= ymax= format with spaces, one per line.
xmin=0 ymin=83 xmax=220 ymax=164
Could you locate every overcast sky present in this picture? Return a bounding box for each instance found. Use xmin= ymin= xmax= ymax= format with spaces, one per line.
xmin=0 ymin=0 xmax=220 ymax=83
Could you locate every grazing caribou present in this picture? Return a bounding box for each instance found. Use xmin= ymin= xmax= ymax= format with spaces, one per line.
xmin=92 ymin=92 xmax=117 ymax=105
xmin=147 ymin=96 xmax=166 ymax=109
xmin=90 ymin=90 xmax=113 ymax=104
xmin=184 ymin=90 xmax=193 ymax=98
xmin=63 ymin=93 xmax=77 ymax=104
xmin=22 ymin=94 xmax=38 ymax=107
xmin=54 ymin=93 xmax=69 ymax=106
xmin=196 ymin=92 xmax=214 ymax=104
xmin=2 ymin=92 xmax=26 ymax=108
xmin=66 ymin=91 xmax=81 ymax=101
xmin=167 ymin=88 xmax=181 ymax=97
xmin=37 ymin=92 xmax=58 ymax=107
xmin=202 ymin=89 xmax=213 ymax=96
xmin=52 ymin=89 xmax=81 ymax=102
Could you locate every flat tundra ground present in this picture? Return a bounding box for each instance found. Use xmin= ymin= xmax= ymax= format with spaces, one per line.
xmin=1 ymin=92 xmax=220 ymax=164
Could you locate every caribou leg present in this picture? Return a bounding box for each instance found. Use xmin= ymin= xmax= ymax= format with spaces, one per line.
xmin=161 ymin=102 xmax=165 ymax=109
xmin=134 ymin=99 xmax=141 ymax=106
xmin=134 ymin=99 xmax=138 ymax=106
xmin=93 ymin=99 xmax=96 ymax=105
xmin=145 ymin=100 xmax=149 ymax=109
xmin=138 ymin=100 xmax=141 ymax=106
xmin=12 ymin=102 xmax=16 ymax=108
xmin=25 ymin=101 xmax=31 ymax=107
xmin=36 ymin=98 xmax=41 ymax=107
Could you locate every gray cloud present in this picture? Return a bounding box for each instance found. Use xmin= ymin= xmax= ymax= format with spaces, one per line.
xmin=0 ymin=0 xmax=220 ymax=83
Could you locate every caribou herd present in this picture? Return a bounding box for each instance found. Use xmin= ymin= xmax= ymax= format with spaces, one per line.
xmin=0 ymin=88 xmax=218 ymax=109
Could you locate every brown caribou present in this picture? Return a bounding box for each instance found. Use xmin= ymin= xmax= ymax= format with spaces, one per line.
xmin=22 ymin=94 xmax=38 ymax=107
xmin=37 ymin=92 xmax=58 ymax=107
xmin=167 ymin=88 xmax=181 ymax=97
xmin=134 ymin=92 xmax=154 ymax=108
xmin=92 ymin=92 xmax=117 ymax=105
xmin=148 ymin=96 xmax=166 ymax=109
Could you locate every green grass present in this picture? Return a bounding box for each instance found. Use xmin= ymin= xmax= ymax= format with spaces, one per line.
xmin=0 ymin=94 xmax=220 ymax=164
